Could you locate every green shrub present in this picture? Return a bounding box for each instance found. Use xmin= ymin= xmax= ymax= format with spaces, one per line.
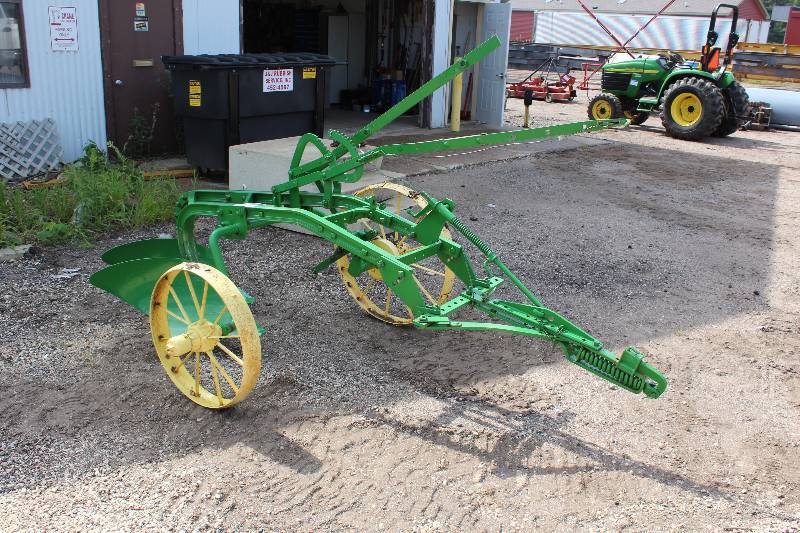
xmin=0 ymin=142 xmax=180 ymax=248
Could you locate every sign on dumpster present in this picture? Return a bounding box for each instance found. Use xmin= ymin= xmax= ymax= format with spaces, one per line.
xmin=263 ymin=69 xmax=294 ymax=93
xmin=49 ymin=6 xmax=79 ymax=52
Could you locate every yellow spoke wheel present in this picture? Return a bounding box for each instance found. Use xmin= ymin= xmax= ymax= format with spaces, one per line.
xmin=670 ymin=93 xmax=703 ymax=126
xmin=337 ymin=182 xmax=456 ymax=326
xmin=150 ymin=263 xmax=261 ymax=408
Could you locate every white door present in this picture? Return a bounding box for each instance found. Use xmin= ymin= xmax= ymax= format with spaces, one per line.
xmin=476 ymin=3 xmax=511 ymax=128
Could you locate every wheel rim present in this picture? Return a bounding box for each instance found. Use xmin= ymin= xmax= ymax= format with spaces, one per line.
xmin=150 ymin=262 xmax=261 ymax=408
xmin=670 ymin=93 xmax=703 ymax=127
xmin=337 ymin=182 xmax=456 ymax=326
xmin=591 ymin=100 xmax=612 ymax=119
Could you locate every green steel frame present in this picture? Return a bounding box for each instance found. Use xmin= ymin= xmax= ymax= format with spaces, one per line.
xmin=91 ymin=36 xmax=667 ymax=399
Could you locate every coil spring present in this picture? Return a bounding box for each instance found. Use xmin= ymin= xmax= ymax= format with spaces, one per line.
xmin=572 ymin=346 xmax=643 ymax=391
xmin=449 ymin=215 xmax=493 ymax=256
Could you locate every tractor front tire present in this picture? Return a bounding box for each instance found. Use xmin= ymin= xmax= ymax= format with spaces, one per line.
xmin=661 ymin=77 xmax=725 ymax=140
xmin=624 ymin=110 xmax=650 ymax=125
xmin=714 ymin=81 xmax=749 ymax=137
xmin=588 ymin=93 xmax=623 ymax=121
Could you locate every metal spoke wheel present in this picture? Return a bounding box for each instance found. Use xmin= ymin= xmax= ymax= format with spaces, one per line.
xmin=337 ymin=182 xmax=456 ymax=325
xmin=150 ymin=263 xmax=261 ymax=408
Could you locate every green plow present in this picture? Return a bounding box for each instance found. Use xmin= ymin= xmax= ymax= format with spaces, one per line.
xmin=90 ymin=35 xmax=667 ymax=409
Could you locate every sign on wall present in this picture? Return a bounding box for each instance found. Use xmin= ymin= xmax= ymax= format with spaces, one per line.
xmin=48 ymin=6 xmax=79 ymax=52
xmin=263 ymin=69 xmax=294 ymax=93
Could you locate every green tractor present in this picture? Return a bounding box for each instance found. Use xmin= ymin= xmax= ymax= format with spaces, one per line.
xmin=588 ymin=3 xmax=749 ymax=140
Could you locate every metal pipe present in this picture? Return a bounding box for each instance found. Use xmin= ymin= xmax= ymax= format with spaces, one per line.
xmin=745 ymin=87 xmax=800 ymax=127
xmin=574 ymin=0 xmax=635 ymax=58
xmin=450 ymin=58 xmax=463 ymax=132
xmin=620 ymin=0 xmax=679 ymax=50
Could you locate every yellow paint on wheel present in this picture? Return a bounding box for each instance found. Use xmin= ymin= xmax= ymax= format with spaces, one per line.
xmin=150 ymin=262 xmax=261 ymax=409
xmin=670 ymin=92 xmax=703 ymax=127
xmin=591 ymin=100 xmax=612 ymax=120
xmin=337 ymin=182 xmax=456 ymax=326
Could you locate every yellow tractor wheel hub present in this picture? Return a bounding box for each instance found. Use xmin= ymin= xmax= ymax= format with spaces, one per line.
xmin=671 ymin=93 xmax=703 ymax=126
xmin=592 ymin=100 xmax=612 ymax=119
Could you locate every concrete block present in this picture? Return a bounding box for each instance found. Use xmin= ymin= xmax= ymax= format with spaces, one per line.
xmin=228 ymin=135 xmax=405 ymax=236
xmin=228 ymin=136 xmax=390 ymax=193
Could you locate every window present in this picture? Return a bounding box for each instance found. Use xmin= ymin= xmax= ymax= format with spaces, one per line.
xmin=0 ymin=0 xmax=28 ymax=88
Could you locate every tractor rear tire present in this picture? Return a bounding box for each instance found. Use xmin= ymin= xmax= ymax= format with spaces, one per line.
xmin=624 ymin=110 xmax=650 ymax=125
xmin=588 ymin=93 xmax=623 ymax=120
xmin=714 ymin=81 xmax=749 ymax=137
xmin=660 ymin=77 xmax=725 ymax=141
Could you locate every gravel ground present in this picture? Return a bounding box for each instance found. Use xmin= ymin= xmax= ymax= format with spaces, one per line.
xmin=1 ymin=100 xmax=799 ymax=531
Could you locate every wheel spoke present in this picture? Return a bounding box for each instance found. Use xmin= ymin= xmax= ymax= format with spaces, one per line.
xmin=212 ymin=305 xmax=228 ymax=326
xmin=199 ymin=281 xmax=209 ymax=320
xmin=193 ymin=352 xmax=201 ymax=397
xmin=395 ymin=192 xmax=401 ymax=240
xmin=378 ymin=224 xmax=387 ymax=240
xmin=208 ymin=352 xmax=224 ymax=404
xmin=217 ymin=341 xmax=244 ymax=366
xmin=411 ymin=263 xmax=447 ymax=277
xmin=413 ymin=275 xmax=438 ymax=305
xmin=166 ymin=309 xmax=190 ymax=325
xmin=385 ymin=288 xmax=392 ymax=315
xmin=207 ymin=352 xmax=239 ymax=393
xmin=363 ymin=278 xmax=375 ymax=294
xmin=169 ymin=287 xmax=192 ymax=324
xmin=359 ymin=219 xmax=374 ymax=232
xmin=171 ymin=351 xmax=193 ymax=373
xmin=184 ymin=271 xmax=202 ymax=320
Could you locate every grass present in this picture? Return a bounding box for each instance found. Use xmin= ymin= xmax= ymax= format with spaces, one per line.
xmin=0 ymin=143 xmax=180 ymax=248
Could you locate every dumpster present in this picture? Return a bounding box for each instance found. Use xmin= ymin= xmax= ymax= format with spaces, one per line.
xmin=163 ymin=53 xmax=337 ymax=172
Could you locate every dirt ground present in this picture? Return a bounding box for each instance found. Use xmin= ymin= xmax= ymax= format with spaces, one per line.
xmin=1 ymin=99 xmax=799 ymax=531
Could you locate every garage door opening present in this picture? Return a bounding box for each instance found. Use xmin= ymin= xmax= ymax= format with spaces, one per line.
xmin=241 ymin=0 xmax=433 ymax=133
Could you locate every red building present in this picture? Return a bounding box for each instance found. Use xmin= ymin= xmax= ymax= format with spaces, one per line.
xmin=786 ymin=7 xmax=800 ymax=45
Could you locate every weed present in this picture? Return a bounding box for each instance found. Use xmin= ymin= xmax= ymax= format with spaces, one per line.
xmin=0 ymin=142 xmax=179 ymax=248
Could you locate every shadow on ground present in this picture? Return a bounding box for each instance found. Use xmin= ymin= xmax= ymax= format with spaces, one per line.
xmin=0 ymin=141 xmax=784 ymax=515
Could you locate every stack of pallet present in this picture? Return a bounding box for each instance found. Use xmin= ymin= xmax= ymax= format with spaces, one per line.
xmin=733 ymin=43 xmax=800 ymax=84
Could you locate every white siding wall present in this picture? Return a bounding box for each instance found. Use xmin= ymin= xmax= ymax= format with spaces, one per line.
xmin=182 ymin=0 xmax=240 ymax=55
xmin=431 ymin=0 xmax=455 ymax=128
xmin=1 ymin=0 xmax=106 ymax=162
xmin=533 ymin=12 xmax=764 ymax=49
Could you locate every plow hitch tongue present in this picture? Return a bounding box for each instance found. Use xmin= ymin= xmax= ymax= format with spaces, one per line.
xmin=89 ymin=35 xmax=665 ymax=409
xmin=564 ymin=345 xmax=667 ymax=398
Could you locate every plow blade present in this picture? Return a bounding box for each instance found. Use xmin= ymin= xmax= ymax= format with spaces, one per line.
xmin=92 ymin=241 xmax=259 ymax=334
xmin=101 ymin=238 xmax=213 ymax=265
xmin=90 ymin=257 xmax=187 ymax=315
xmin=90 ymin=257 xmax=237 ymax=334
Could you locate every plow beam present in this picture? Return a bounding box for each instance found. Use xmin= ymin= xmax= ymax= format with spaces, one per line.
xmin=415 ymin=298 xmax=667 ymax=399
xmin=274 ymin=119 xmax=628 ymax=194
